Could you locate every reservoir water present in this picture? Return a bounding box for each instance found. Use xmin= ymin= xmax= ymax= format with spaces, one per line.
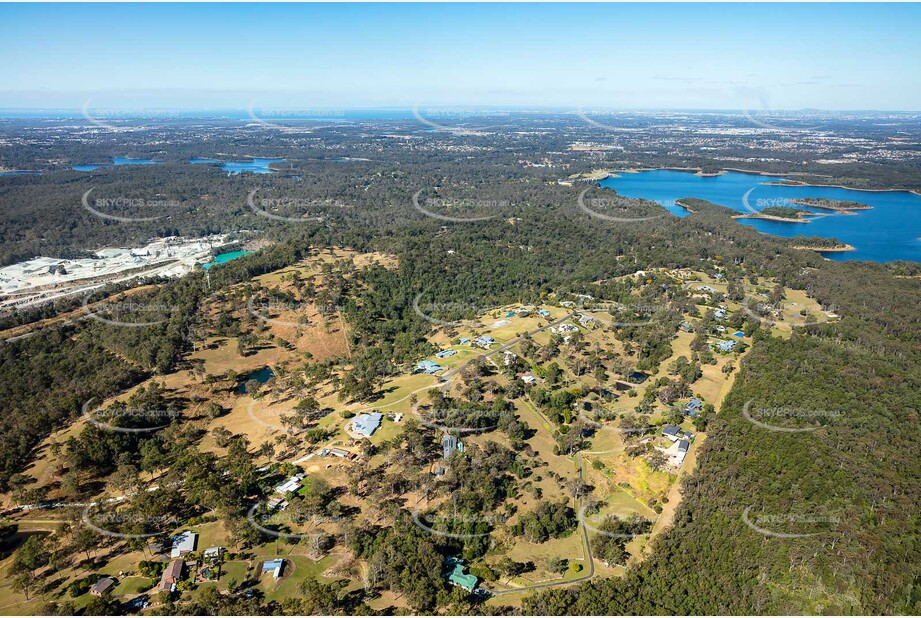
xmin=112 ymin=157 xmax=159 ymax=166
xmin=201 ymin=250 xmax=251 ymax=269
xmin=190 ymin=157 xmax=285 ymax=174
xmin=222 ymin=158 xmax=285 ymax=174
xmin=599 ymin=170 xmax=921 ymax=263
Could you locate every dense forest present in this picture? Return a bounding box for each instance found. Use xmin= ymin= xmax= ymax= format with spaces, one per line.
xmin=2 ymin=112 xmax=921 ymax=265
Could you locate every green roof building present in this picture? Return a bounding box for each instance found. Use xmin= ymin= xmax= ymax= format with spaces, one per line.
xmin=445 ymin=557 xmax=478 ymax=592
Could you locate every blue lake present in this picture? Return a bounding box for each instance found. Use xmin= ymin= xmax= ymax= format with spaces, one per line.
xmin=190 ymin=157 xmax=285 ymax=174
xmin=0 ymin=170 xmax=42 ymax=176
xmin=223 ymin=158 xmax=285 ymax=174
xmin=112 ymin=157 xmax=160 ymax=166
xmin=72 ymin=164 xmax=108 ymax=171
xmin=201 ymin=250 xmax=251 ymax=270
xmin=599 ymin=170 xmax=921 ymax=263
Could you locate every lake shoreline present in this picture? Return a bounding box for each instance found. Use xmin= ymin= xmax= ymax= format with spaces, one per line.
xmin=732 ymin=213 xmax=811 ymax=223
xmin=791 ymin=243 xmax=856 ymax=253
xmin=605 ymin=169 xmax=920 ymax=262
xmin=599 ymin=166 xmax=921 ymax=195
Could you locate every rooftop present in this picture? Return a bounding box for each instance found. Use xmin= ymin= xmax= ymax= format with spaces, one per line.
xmin=352 ymin=412 xmax=383 ymax=438
xmin=445 ymin=557 xmax=478 ymax=591
xmin=91 ymin=577 xmax=116 ymax=595
xmin=170 ymin=531 xmax=197 ymax=558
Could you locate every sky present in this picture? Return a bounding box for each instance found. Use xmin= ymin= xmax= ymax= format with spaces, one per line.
xmin=1 ymin=3 xmax=919 ymax=112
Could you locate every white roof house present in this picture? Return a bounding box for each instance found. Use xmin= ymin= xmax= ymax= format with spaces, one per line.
xmin=275 ymin=474 xmax=304 ymax=494
xmin=170 ymin=531 xmax=198 ymax=558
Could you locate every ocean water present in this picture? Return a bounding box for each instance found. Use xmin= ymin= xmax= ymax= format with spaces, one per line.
xmin=599 ymin=170 xmax=921 ymax=262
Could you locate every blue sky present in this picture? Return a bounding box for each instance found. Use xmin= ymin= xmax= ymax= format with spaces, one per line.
xmin=1 ymin=3 xmax=919 ymax=111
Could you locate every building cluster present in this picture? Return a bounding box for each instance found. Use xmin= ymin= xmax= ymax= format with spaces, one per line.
xmin=0 ymin=235 xmax=234 ymax=310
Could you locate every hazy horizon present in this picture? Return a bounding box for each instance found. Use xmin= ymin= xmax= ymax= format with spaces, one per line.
xmin=2 ymin=3 xmax=919 ymax=111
